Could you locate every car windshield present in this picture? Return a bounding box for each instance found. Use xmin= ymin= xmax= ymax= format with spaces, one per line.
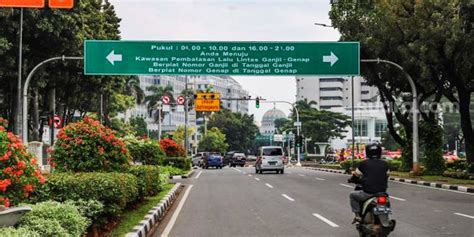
xmin=263 ymin=148 xmax=282 ymax=156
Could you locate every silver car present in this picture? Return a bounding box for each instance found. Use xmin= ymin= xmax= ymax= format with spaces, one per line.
xmin=256 ymin=146 xmax=285 ymax=174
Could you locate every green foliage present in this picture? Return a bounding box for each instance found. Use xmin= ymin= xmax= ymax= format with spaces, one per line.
xmin=207 ymin=109 xmax=259 ymax=152
xmin=340 ymin=159 xmax=364 ymax=171
xmin=108 ymin=118 xmax=135 ymax=137
xmin=421 ymin=121 xmax=446 ymax=175
xmin=0 ymin=120 xmax=45 ymax=208
xmin=446 ymin=159 xmax=469 ymax=171
xmin=0 ymin=227 xmax=40 ymax=237
xmin=50 ymin=117 xmax=131 ymax=172
xmin=125 ymin=136 xmax=166 ymax=165
xmin=129 ymin=116 xmax=148 ymax=137
xmin=198 ymin=127 xmax=229 ymax=154
xmin=33 ymin=173 xmax=138 ymax=225
xmin=173 ymin=125 xmax=196 ymax=148
xmin=286 ymin=100 xmax=350 ymax=148
xmin=163 ymin=157 xmax=192 ymax=171
xmin=127 ymin=165 xmax=162 ymax=198
xmin=387 ymin=160 xmax=402 ymax=172
xmin=329 ymin=0 xmax=474 ymax=165
xmin=442 ymin=171 xmax=474 ymax=180
xmin=64 ymin=199 xmax=104 ymax=226
xmin=18 ymin=201 xmax=89 ymax=237
xmin=145 ymin=85 xmax=175 ymax=124
xmin=160 ymin=165 xmax=186 ymax=176
xmin=381 ymin=130 xmax=401 ymax=151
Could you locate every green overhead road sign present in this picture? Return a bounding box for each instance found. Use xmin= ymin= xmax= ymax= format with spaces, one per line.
xmin=84 ymin=40 xmax=359 ymax=76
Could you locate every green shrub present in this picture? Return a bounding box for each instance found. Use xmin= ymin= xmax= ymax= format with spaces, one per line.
xmin=18 ymin=201 xmax=89 ymax=237
xmin=387 ymin=160 xmax=402 ymax=171
xmin=160 ymin=165 xmax=186 ymax=176
xmin=446 ymin=159 xmax=468 ymax=171
xmin=442 ymin=171 xmax=474 ymax=180
xmin=0 ymin=227 xmax=40 ymax=237
xmin=340 ymin=159 xmax=364 ymax=170
xmin=125 ymin=136 xmax=166 ymax=165
xmin=159 ymin=139 xmax=186 ymax=157
xmin=420 ymin=122 xmax=446 ymax=175
xmin=33 ymin=173 xmax=138 ymax=225
xmin=49 ymin=117 xmax=131 ymax=172
xmin=64 ymin=199 xmax=104 ymax=225
xmin=127 ymin=165 xmax=162 ymax=198
xmin=163 ymin=157 xmax=191 ymax=170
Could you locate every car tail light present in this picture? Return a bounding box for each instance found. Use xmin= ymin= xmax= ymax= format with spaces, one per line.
xmin=377 ymin=196 xmax=387 ymax=205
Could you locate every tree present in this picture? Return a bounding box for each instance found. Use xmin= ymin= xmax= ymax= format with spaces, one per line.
xmin=0 ymin=0 xmax=131 ymax=140
xmin=284 ymin=100 xmax=351 ymax=152
xmin=198 ymin=127 xmax=228 ymax=154
xmin=207 ymin=109 xmax=259 ymax=152
xmin=274 ymin=118 xmax=289 ymax=133
xmin=329 ymin=0 xmax=474 ymax=168
xmin=145 ymin=85 xmax=174 ymax=122
xmin=129 ymin=116 xmax=148 ymax=137
xmin=173 ymin=125 xmax=196 ymax=148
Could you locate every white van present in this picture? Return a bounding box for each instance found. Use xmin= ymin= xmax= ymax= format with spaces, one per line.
xmin=256 ymin=146 xmax=285 ymax=174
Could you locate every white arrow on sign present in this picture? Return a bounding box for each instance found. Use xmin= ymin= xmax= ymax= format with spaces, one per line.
xmin=106 ymin=50 xmax=122 ymax=65
xmin=322 ymin=51 xmax=339 ymax=67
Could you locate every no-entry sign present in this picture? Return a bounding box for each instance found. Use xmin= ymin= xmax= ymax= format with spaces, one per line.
xmin=48 ymin=115 xmax=63 ymax=128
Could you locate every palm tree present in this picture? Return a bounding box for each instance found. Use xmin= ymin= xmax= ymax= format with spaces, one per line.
xmin=145 ymin=85 xmax=175 ymax=122
xmin=124 ymin=76 xmax=145 ymax=104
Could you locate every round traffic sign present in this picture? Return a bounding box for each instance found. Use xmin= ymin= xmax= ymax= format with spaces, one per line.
xmin=161 ymin=95 xmax=171 ymax=105
xmin=177 ymin=96 xmax=186 ymax=105
xmin=48 ymin=115 xmax=63 ymax=129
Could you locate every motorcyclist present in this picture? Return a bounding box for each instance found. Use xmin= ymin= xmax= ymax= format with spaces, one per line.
xmin=349 ymin=143 xmax=389 ymax=223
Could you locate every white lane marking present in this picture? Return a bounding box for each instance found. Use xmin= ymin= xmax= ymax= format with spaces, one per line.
xmin=232 ymin=167 xmax=242 ymax=173
xmin=194 ymin=171 xmax=203 ymax=179
xmin=390 ymin=180 xmax=474 ymax=196
xmin=255 ymin=177 xmax=260 ymax=181
xmin=282 ymin=194 xmax=295 ymax=202
xmin=312 ymin=213 xmax=339 ymax=227
xmin=161 ymin=185 xmax=193 ymax=237
xmin=339 ymin=183 xmax=353 ymax=188
xmin=248 ymin=174 xmax=252 ymax=177
xmin=265 ymin=183 xmax=274 ymax=189
xmin=243 ymin=172 xmax=247 ymax=175
xmin=390 ymin=196 xmax=406 ymax=202
xmin=287 ymin=171 xmax=293 ymax=174
xmin=454 ymin=212 xmax=474 ymax=219
xmin=299 ymin=174 xmax=305 ymax=177
xmin=315 ymin=177 xmax=325 ymax=181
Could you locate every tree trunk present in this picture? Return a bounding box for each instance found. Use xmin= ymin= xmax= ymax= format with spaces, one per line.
xmin=458 ymin=91 xmax=474 ymax=167
xmin=31 ymin=89 xmax=40 ymax=141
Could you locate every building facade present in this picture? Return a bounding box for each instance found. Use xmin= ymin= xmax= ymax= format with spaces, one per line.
xmin=295 ymin=76 xmax=386 ymax=148
xmin=259 ymin=108 xmax=287 ymax=135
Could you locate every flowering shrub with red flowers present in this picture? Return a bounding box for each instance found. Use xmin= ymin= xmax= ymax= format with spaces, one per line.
xmin=159 ymin=138 xmax=185 ymax=157
xmin=49 ymin=117 xmax=131 ymax=172
xmin=0 ymin=118 xmax=45 ymax=208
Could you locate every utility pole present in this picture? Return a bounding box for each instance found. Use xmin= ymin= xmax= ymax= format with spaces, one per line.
xmin=351 ymin=76 xmax=355 ymax=169
xmin=157 ymin=101 xmax=163 ymax=140
xmin=184 ymin=76 xmax=189 ymax=157
xmin=15 ymin=8 xmax=24 ymax=136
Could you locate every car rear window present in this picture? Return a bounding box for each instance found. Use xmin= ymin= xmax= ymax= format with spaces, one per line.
xmin=262 ymin=148 xmax=282 ymax=156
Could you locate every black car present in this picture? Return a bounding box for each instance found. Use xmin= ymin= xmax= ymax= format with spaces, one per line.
xmin=230 ymin=153 xmax=246 ymax=167
xmin=224 ymin=151 xmax=237 ymax=166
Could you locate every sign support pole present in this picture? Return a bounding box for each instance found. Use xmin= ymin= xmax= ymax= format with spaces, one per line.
xmin=22 ymin=56 xmax=83 ymax=144
xmin=184 ymin=76 xmax=189 ymax=157
xmin=16 ymin=8 xmax=23 ymax=137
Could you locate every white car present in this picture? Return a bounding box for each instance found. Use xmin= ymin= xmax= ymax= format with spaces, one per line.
xmin=255 ymin=146 xmax=285 ymax=174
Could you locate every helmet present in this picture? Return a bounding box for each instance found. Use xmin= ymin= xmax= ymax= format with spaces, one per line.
xmin=365 ymin=143 xmax=382 ymax=159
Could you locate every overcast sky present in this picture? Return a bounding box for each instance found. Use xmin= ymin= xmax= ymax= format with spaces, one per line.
xmin=109 ymin=0 xmax=340 ymax=122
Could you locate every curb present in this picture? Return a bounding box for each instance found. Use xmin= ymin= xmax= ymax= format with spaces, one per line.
xmin=303 ymin=167 xmax=474 ymax=193
xmin=125 ymin=183 xmax=182 ymax=237
xmin=169 ymin=170 xmax=194 ymax=180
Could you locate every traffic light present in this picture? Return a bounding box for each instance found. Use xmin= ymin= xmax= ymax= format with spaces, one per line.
xmin=296 ymin=135 xmax=303 ymax=147
xmin=256 ymin=97 xmax=260 ymax=108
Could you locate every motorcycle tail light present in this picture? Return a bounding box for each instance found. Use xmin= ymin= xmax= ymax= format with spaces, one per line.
xmin=377 ymin=196 xmax=387 ymax=205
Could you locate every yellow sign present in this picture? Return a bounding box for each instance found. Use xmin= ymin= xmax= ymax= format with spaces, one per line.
xmin=195 ymin=93 xmax=220 ymax=112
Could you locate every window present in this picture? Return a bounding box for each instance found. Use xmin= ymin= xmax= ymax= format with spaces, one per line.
xmin=321 ymin=96 xmax=343 ymax=100
xmin=361 ymin=91 xmax=369 ymax=94
xmin=262 ymin=148 xmax=283 ymax=156
xmin=320 ymin=78 xmax=344 ymax=83
xmin=354 ymin=120 xmax=368 ymax=137
xmin=320 ymin=87 xmax=343 ymax=91
xmin=375 ymin=121 xmax=387 ymax=137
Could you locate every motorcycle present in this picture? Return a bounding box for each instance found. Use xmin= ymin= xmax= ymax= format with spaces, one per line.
xmin=348 ymin=175 xmax=396 ymax=237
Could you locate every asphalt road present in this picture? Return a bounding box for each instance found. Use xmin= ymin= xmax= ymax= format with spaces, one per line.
xmin=156 ymin=166 xmax=474 ymax=237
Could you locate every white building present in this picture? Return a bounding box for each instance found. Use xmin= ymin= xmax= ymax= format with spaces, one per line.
xmin=192 ymin=75 xmax=249 ymax=114
xmin=295 ymin=76 xmax=387 ymax=148
xmin=259 ymin=108 xmax=287 ymax=135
